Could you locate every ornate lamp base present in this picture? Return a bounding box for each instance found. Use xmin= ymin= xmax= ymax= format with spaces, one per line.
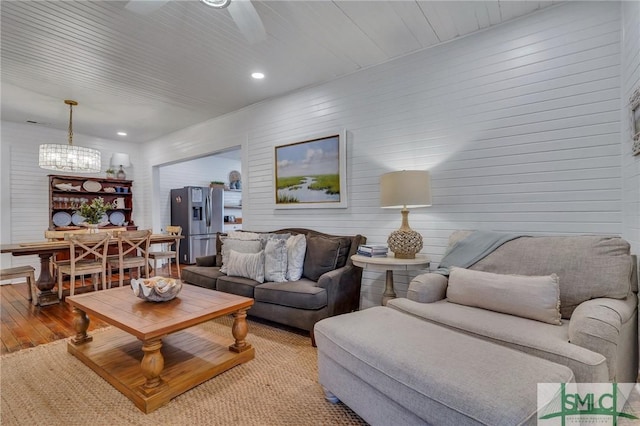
xmin=387 ymin=229 xmax=423 ymax=259
xmin=387 ymin=209 xmax=423 ymax=259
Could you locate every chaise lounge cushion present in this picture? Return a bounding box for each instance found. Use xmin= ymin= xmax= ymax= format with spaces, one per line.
xmin=316 ymin=307 xmax=575 ymax=425
xmin=387 ymin=297 xmax=610 ymax=383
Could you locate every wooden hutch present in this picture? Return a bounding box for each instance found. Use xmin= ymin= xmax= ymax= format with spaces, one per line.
xmin=48 ymin=174 xmax=137 ymax=231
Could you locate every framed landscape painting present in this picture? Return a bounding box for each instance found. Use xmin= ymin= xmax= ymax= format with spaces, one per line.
xmin=274 ymin=129 xmax=347 ymax=209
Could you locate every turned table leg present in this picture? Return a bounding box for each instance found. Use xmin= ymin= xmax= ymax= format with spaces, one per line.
xmin=140 ymin=338 xmax=165 ymax=394
xmin=71 ymin=307 xmax=93 ymax=345
xmin=229 ymin=309 xmax=252 ymax=353
xmin=381 ymin=270 xmax=396 ymax=306
xmin=36 ymin=252 xmax=60 ymax=306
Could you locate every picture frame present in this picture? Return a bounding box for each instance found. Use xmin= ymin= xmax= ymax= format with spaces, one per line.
xmin=630 ymin=86 xmax=640 ymax=156
xmin=274 ymin=129 xmax=347 ymax=209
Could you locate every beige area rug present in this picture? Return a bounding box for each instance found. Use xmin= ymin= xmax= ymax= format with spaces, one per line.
xmin=1 ymin=317 xmax=367 ymax=426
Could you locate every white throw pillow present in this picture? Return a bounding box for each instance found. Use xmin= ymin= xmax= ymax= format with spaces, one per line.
xmin=286 ymin=234 xmax=307 ymax=281
xmin=264 ymin=238 xmax=288 ymax=282
xmin=220 ymin=238 xmax=262 ymax=274
xmin=226 ymin=249 xmax=265 ymax=283
xmin=446 ymin=267 xmax=561 ymax=325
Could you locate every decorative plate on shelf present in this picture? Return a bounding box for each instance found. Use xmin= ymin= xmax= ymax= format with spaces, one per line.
xmin=55 ymin=183 xmax=81 ymax=191
xmin=71 ymin=213 xmax=85 ymax=226
xmin=109 ymin=211 xmax=125 ymax=226
xmin=52 ymin=211 xmax=72 ymax=227
xmin=229 ymin=170 xmax=241 ymax=183
xmin=82 ymin=180 xmax=102 ymax=192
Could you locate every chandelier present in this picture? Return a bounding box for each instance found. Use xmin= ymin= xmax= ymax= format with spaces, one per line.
xmin=39 ymin=100 xmax=101 ymax=173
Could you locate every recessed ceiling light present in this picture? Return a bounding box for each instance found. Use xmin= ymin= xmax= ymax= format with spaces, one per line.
xmin=251 ymin=72 xmax=265 ymax=80
xmin=117 ymin=131 xmax=127 ymax=136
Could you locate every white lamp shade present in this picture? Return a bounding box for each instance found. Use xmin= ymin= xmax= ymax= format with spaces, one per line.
xmin=111 ymin=153 xmax=131 ymax=168
xmin=380 ymin=170 xmax=432 ymax=208
xmin=39 ymin=144 xmax=101 ymax=173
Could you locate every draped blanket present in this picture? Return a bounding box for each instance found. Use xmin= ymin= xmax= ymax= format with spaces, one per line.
xmin=433 ymin=230 xmax=525 ymax=276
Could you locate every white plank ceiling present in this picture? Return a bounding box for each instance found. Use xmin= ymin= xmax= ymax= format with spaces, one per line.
xmin=1 ymin=0 xmax=559 ymax=142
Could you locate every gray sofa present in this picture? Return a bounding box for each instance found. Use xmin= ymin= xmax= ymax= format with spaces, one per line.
xmin=315 ymin=231 xmax=639 ymax=425
xmin=182 ymin=228 xmax=366 ymax=341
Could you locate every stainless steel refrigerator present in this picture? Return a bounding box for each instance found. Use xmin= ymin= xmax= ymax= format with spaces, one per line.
xmin=171 ymin=186 xmax=223 ymax=264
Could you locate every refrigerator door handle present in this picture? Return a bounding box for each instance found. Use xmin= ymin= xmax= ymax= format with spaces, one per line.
xmin=205 ymin=193 xmax=211 ymax=228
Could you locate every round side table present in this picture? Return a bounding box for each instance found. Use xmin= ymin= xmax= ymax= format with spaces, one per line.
xmin=351 ymin=253 xmax=430 ymax=305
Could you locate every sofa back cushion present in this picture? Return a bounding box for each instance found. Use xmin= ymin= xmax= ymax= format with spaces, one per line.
xmin=463 ymin=235 xmax=632 ymax=318
xmin=303 ymin=236 xmax=341 ymax=281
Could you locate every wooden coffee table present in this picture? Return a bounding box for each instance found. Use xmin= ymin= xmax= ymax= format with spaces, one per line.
xmin=66 ymin=284 xmax=254 ymax=413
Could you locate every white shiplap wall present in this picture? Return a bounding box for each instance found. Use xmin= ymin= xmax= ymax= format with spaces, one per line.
xmin=138 ymin=2 xmax=628 ymax=308
xmin=0 ymin=122 xmax=141 ymax=277
xmin=621 ymin=1 xmax=640 ymax=257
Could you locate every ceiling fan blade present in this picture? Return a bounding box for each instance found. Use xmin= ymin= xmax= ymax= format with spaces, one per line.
xmin=125 ymin=0 xmax=170 ymax=15
xmin=227 ymin=0 xmax=266 ymax=44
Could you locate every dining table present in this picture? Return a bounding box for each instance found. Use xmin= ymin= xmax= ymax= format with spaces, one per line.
xmin=1 ymin=233 xmax=183 ymax=306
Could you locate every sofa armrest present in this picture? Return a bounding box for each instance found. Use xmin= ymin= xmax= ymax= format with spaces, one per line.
xmin=568 ymin=294 xmax=638 ymax=380
xmin=317 ymin=265 xmax=363 ymax=316
xmin=195 ymin=255 xmax=217 ymax=267
xmin=407 ymin=273 xmax=449 ymax=303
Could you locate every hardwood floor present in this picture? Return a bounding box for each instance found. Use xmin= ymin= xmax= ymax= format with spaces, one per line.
xmin=1 ymin=264 xmax=183 ymax=355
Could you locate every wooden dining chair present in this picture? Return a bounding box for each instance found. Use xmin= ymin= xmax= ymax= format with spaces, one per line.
xmin=148 ymin=226 xmax=182 ymax=279
xmin=107 ymin=229 xmax=152 ymax=288
xmin=57 ymin=232 xmax=111 ymax=299
xmin=45 ymin=228 xmax=125 ymax=288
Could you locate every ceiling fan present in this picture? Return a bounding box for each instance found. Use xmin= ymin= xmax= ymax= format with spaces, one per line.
xmin=125 ymin=0 xmax=266 ymax=44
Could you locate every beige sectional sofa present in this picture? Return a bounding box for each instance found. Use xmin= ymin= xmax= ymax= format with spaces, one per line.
xmin=315 ymin=231 xmax=638 ymax=425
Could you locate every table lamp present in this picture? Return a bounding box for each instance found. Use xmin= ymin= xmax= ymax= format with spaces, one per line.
xmin=380 ymin=170 xmax=432 ymax=258
xmin=111 ymin=153 xmax=131 ymax=180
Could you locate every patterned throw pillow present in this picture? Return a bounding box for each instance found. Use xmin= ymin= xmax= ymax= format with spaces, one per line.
xmin=220 ymin=238 xmax=262 ymax=274
xmin=264 ymin=238 xmax=288 ymax=282
xmin=226 ymin=250 xmax=265 ymax=283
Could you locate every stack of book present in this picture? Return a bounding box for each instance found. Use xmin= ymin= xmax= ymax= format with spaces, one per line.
xmin=357 ymin=244 xmax=389 ymax=257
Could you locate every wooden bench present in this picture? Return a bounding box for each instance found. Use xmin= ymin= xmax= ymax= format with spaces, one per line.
xmin=1 ymin=266 xmax=37 ymax=305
